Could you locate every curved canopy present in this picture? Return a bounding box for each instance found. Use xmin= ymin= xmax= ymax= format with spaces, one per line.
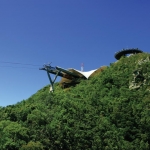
xmin=115 ymin=48 xmax=143 ymax=60
xmin=71 ymin=69 xmax=97 ymax=79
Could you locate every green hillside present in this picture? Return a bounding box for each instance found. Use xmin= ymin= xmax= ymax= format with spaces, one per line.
xmin=1 ymin=53 xmax=150 ymax=149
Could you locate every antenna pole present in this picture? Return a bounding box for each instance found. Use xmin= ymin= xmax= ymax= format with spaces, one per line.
xmin=81 ymin=63 xmax=84 ymax=72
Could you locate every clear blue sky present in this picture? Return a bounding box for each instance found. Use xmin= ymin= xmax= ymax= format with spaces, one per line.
xmin=0 ymin=0 xmax=150 ymax=106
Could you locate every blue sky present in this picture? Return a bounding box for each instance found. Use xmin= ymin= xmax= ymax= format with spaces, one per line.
xmin=0 ymin=0 xmax=150 ymax=106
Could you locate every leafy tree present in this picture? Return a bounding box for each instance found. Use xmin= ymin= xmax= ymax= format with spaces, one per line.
xmin=0 ymin=120 xmax=28 ymax=149
xmin=20 ymin=141 xmax=44 ymax=150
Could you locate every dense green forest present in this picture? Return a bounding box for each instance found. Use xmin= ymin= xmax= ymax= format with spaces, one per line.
xmin=1 ymin=53 xmax=150 ymax=149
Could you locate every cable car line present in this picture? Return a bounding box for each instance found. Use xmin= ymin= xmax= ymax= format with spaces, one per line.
xmin=0 ymin=65 xmax=38 ymax=69
xmin=0 ymin=61 xmax=40 ymax=66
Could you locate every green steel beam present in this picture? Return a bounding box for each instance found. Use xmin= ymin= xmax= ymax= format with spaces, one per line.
xmin=56 ymin=66 xmax=80 ymax=78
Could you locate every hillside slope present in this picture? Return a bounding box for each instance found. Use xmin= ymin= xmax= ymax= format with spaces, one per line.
xmin=0 ymin=53 xmax=150 ymax=149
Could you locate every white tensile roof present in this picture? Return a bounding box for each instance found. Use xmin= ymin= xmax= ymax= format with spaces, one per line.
xmin=71 ymin=68 xmax=97 ymax=79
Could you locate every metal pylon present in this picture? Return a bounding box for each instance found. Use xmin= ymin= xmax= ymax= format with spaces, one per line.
xmin=47 ymin=71 xmax=60 ymax=92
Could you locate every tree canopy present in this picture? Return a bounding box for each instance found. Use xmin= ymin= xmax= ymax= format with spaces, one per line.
xmin=0 ymin=53 xmax=150 ymax=149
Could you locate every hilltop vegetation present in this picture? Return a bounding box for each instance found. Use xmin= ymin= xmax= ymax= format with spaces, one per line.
xmin=1 ymin=53 xmax=150 ymax=149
